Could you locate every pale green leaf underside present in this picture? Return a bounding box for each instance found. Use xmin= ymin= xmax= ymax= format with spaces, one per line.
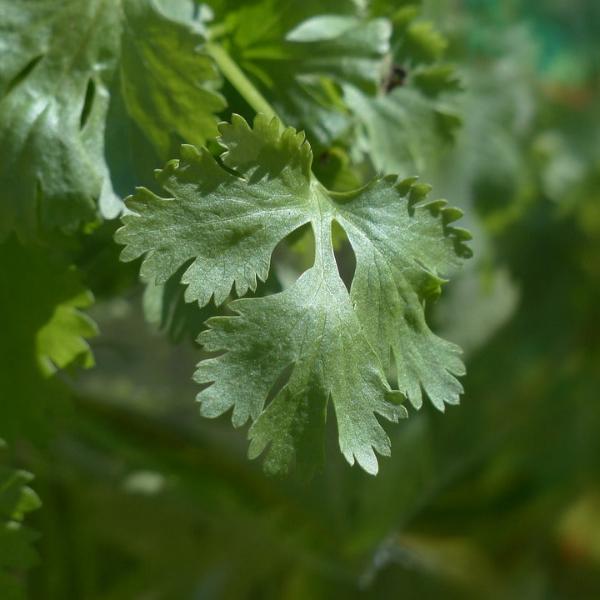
xmin=117 ymin=114 xmax=471 ymax=474
xmin=345 ymin=85 xmax=461 ymax=177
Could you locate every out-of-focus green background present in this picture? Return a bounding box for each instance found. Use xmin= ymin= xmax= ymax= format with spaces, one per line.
xmin=10 ymin=0 xmax=600 ymax=597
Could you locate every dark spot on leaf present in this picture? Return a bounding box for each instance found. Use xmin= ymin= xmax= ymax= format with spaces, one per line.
xmin=332 ymin=220 xmax=356 ymax=293
xmin=319 ymin=151 xmax=331 ymax=165
xmin=80 ymin=78 xmax=96 ymax=129
xmin=3 ymin=54 xmax=44 ymax=98
xmin=266 ymin=363 xmax=295 ymax=404
xmin=384 ymin=65 xmax=407 ymax=93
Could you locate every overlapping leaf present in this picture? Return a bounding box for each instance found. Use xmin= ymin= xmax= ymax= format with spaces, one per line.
xmin=347 ymin=8 xmax=462 ymax=176
xmin=119 ymin=0 xmax=226 ymax=156
xmin=117 ymin=114 xmax=471 ymax=474
xmin=0 ymin=0 xmax=224 ymax=240
xmin=346 ymin=85 xmax=460 ymax=177
xmin=213 ymin=0 xmax=391 ymax=147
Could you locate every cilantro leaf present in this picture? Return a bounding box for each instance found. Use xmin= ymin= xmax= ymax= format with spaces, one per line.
xmin=116 ymin=114 xmax=471 ymax=474
xmin=0 ymin=0 xmax=224 ymax=240
xmin=345 ymin=85 xmax=461 ymax=177
xmin=120 ymin=0 xmax=226 ymax=157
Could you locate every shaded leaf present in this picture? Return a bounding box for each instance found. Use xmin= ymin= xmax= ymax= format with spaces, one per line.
xmin=0 ymin=238 xmax=96 ymax=438
xmin=0 ymin=0 xmax=225 ymax=240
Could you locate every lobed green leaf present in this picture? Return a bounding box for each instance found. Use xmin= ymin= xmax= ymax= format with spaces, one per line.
xmin=118 ymin=114 xmax=471 ymax=475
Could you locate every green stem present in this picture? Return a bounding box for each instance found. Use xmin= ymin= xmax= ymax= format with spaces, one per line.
xmin=206 ymin=22 xmax=231 ymax=40
xmin=206 ymin=42 xmax=278 ymax=120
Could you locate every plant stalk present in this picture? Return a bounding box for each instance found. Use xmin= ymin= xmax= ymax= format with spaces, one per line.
xmin=206 ymin=42 xmax=278 ymax=120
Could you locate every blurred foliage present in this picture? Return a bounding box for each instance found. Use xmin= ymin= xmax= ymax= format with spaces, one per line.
xmin=0 ymin=0 xmax=599 ymax=597
xmin=0 ymin=441 xmax=40 ymax=600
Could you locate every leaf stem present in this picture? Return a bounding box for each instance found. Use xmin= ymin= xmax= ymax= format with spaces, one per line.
xmin=206 ymin=42 xmax=278 ymax=120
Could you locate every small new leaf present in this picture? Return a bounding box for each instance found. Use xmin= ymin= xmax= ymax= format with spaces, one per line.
xmin=117 ymin=114 xmax=471 ymax=475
